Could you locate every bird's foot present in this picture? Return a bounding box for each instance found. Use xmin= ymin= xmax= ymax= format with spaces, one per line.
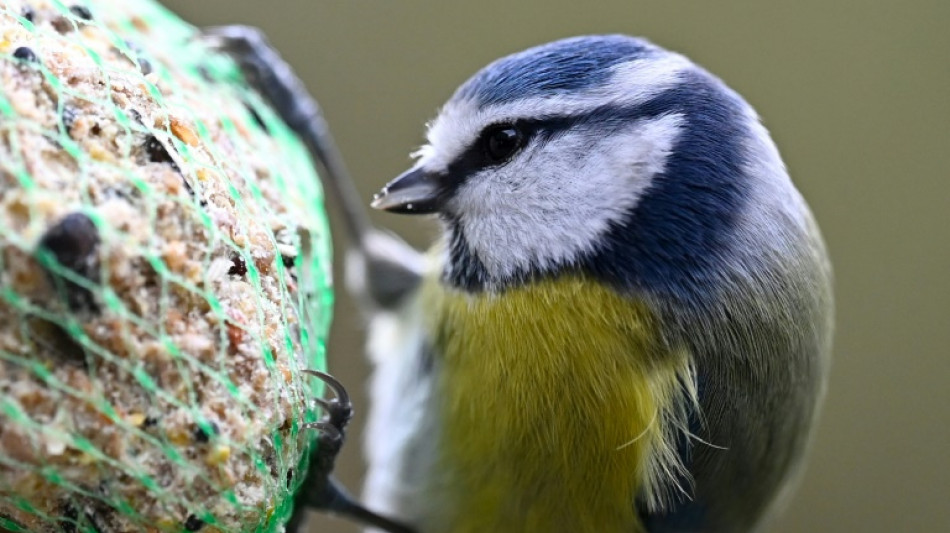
xmin=284 ymin=369 xmax=416 ymax=533
xmin=300 ymin=369 xmax=353 ymax=486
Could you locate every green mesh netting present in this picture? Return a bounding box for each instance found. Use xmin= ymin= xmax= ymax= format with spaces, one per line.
xmin=0 ymin=1 xmax=333 ymax=531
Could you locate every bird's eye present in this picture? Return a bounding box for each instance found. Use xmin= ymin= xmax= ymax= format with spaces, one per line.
xmin=482 ymin=124 xmax=525 ymax=163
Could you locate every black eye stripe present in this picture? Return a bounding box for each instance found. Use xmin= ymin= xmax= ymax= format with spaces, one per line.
xmin=438 ymin=116 xmax=584 ymax=189
xmin=439 ymin=92 xmax=686 ymax=194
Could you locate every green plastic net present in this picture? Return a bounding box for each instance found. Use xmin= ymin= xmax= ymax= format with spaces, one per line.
xmin=0 ymin=0 xmax=333 ymax=531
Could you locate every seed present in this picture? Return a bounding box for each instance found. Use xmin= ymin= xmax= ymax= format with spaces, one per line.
xmin=170 ymin=117 xmax=199 ymax=147
xmin=205 ymin=444 xmax=231 ymax=466
xmin=37 ymin=212 xmax=101 ymax=312
xmin=39 ymin=213 xmax=99 ymax=272
xmin=124 ymin=41 xmax=153 ymax=75
xmin=12 ymin=46 xmax=38 ymax=63
xmin=193 ymin=421 xmax=220 ymax=443
xmin=184 ymin=514 xmax=204 ymax=531
xmin=69 ymin=5 xmax=93 ymax=21
xmin=228 ymin=253 xmax=247 ymax=276
xmin=143 ymin=135 xmax=174 ymax=165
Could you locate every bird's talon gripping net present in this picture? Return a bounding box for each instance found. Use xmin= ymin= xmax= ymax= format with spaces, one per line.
xmin=0 ymin=1 xmax=333 ymax=531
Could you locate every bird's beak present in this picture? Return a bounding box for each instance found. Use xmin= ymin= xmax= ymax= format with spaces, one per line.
xmin=371 ymin=167 xmax=443 ymax=215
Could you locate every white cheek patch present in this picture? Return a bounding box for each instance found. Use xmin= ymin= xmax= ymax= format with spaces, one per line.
xmin=455 ymin=113 xmax=685 ymax=281
xmin=421 ymin=53 xmax=693 ymax=174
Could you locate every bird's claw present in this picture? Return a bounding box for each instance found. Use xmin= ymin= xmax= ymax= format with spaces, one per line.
xmin=302 ymin=369 xmax=353 ymax=456
xmin=283 ymin=368 xmax=416 ymax=533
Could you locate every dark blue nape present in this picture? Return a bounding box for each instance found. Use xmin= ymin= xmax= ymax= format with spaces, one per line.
xmin=584 ymin=68 xmax=752 ymax=306
xmin=456 ymin=35 xmax=656 ymax=107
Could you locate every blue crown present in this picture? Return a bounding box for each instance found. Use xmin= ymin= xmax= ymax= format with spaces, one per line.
xmin=455 ymin=35 xmax=658 ymax=107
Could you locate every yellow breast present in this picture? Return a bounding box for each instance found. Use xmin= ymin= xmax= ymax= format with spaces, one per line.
xmin=426 ymin=275 xmax=689 ymax=533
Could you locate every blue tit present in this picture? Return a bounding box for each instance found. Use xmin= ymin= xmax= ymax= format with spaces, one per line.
xmin=210 ymin=29 xmax=832 ymax=533
xmin=361 ymin=35 xmax=834 ymax=533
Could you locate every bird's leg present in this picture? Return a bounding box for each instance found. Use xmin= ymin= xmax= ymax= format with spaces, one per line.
xmin=199 ymin=25 xmax=424 ymax=310
xmin=198 ymin=25 xmax=371 ymax=243
xmin=285 ymin=370 xmax=416 ymax=533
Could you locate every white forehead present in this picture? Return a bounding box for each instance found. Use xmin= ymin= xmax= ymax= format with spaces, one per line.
xmin=413 ymin=52 xmax=694 ymax=173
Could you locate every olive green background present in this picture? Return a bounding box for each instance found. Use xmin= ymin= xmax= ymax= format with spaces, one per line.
xmin=164 ymin=1 xmax=950 ymax=531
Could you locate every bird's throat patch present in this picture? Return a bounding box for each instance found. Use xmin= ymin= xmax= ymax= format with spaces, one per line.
xmin=427 ymin=276 xmax=690 ymax=533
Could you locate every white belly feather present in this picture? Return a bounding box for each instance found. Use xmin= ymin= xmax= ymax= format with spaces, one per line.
xmin=362 ymin=291 xmax=443 ymax=529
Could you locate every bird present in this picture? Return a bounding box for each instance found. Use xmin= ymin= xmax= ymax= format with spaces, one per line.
xmin=209 ymin=29 xmax=833 ymax=533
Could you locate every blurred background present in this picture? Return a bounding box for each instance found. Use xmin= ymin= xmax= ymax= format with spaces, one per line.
xmin=165 ymin=1 xmax=949 ymax=531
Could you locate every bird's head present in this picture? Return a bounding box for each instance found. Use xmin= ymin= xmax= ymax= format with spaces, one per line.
xmin=373 ymin=35 xmax=805 ymax=295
